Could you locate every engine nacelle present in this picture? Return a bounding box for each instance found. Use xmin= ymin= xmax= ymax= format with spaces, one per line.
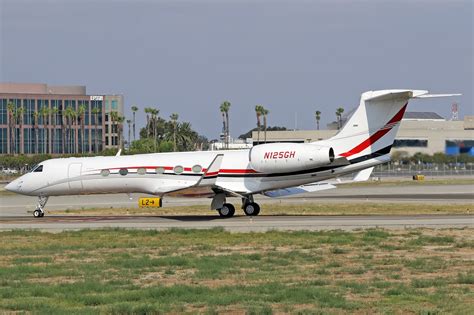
xmin=249 ymin=143 xmax=335 ymax=173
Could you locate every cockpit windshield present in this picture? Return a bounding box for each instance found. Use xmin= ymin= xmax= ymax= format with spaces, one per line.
xmin=30 ymin=164 xmax=43 ymax=173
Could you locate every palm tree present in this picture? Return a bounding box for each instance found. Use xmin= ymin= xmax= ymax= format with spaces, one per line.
xmin=40 ymin=106 xmax=50 ymax=154
xmin=16 ymin=106 xmax=24 ymax=154
xmin=255 ymin=105 xmax=264 ymax=145
xmin=315 ymin=110 xmax=321 ymax=130
xmin=91 ymin=107 xmax=101 ymax=153
xmin=262 ymin=107 xmax=269 ymax=143
xmin=117 ymin=115 xmax=125 ymax=150
xmin=51 ymin=106 xmax=58 ymax=154
xmin=170 ymin=113 xmax=179 ymax=151
xmin=150 ymin=108 xmax=160 ymax=151
xmin=7 ymin=102 xmax=15 ymax=154
xmin=219 ymin=101 xmax=231 ymax=148
xmin=126 ymin=119 xmax=131 ymax=148
xmin=336 ymin=107 xmax=345 ymax=130
xmin=144 ymin=107 xmax=152 ymax=138
xmin=64 ymin=106 xmax=74 ymax=154
xmin=33 ymin=111 xmax=39 ymax=154
xmin=110 ymin=111 xmax=119 ymax=148
xmin=77 ymin=104 xmax=87 ymax=154
xmin=131 ymin=105 xmax=138 ymax=141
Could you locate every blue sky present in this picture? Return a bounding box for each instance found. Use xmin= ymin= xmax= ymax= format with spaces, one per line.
xmin=1 ymin=0 xmax=472 ymax=139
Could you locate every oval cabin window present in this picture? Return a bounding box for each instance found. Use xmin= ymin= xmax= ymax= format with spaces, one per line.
xmin=156 ymin=167 xmax=165 ymax=174
xmin=137 ymin=168 xmax=146 ymax=175
xmin=192 ymin=165 xmax=202 ymax=173
xmin=174 ymin=165 xmax=184 ymax=174
xmin=101 ymin=169 xmax=110 ymax=177
xmin=119 ymin=168 xmax=128 ymax=176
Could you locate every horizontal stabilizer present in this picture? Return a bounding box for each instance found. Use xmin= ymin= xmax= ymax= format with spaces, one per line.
xmin=264 ymin=182 xmax=336 ymax=198
xmin=414 ymin=93 xmax=462 ymax=98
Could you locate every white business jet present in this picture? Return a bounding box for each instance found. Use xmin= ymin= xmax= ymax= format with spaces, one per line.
xmin=5 ymin=89 xmax=459 ymax=218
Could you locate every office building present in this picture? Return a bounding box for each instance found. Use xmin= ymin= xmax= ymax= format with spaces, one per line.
xmin=0 ymin=82 xmax=124 ymax=155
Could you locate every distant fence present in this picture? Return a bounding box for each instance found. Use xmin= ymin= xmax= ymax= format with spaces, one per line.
xmin=373 ymin=163 xmax=474 ymax=177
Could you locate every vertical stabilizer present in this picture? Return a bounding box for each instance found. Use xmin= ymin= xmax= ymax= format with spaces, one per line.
xmin=320 ymin=90 xmax=428 ymax=160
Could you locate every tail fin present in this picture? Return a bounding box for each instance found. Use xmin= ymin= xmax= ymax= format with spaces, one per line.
xmin=320 ymin=90 xmax=460 ymax=160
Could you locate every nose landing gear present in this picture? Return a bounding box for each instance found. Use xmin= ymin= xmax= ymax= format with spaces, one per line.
xmin=33 ymin=196 xmax=48 ymax=218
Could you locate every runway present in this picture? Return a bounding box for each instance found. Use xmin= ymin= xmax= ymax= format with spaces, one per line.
xmin=1 ymin=183 xmax=472 ymax=231
xmin=0 ymin=214 xmax=472 ymax=232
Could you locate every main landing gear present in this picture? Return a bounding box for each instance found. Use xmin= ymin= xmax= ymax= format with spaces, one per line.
xmin=213 ymin=194 xmax=261 ymax=218
xmin=33 ymin=196 xmax=48 ymax=218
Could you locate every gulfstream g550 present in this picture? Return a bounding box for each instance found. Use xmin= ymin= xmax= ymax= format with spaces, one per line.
xmin=5 ymin=89 xmax=459 ymax=218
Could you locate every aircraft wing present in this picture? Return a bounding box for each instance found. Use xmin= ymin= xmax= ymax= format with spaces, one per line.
xmin=263 ymin=182 xmax=336 ymax=198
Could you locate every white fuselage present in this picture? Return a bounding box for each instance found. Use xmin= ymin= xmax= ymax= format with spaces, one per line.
xmin=5 ymin=146 xmax=389 ymax=198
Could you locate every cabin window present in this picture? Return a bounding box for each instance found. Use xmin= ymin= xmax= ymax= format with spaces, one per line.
xmin=101 ymin=169 xmax=110 ymax=177
xmin=174 ymin=165 xmax=184 ymax=174
xmin=137 ymin=167 xmax=146 ymax=175
xmin=156 ymin=167 xmax=165 ymax=174
xmin=33 ymin=165 xmax=43 ymax=172
xmin=119 ymin=168 xmax=128 ymax=176
xmin=192 ymin=165 xmax=202 ymax=173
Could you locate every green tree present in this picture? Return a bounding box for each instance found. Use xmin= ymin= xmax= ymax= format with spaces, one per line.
xmin=315 ymin=110 xmax=321 ymax=130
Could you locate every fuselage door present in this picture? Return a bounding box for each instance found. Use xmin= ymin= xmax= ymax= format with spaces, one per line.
xmin=68 ymin=163 xmax=83 ymax=191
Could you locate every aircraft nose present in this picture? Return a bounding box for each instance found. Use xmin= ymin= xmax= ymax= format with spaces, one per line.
xmin=5 ymin=179 xmax=20 ymax=193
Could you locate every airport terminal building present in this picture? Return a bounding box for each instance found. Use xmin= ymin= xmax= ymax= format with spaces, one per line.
xmin=252 ymin=112 xmax=474 ymax=156
xmin=0 ymin=83 xmax=124 ymax=155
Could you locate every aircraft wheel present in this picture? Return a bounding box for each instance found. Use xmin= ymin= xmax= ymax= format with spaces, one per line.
xmin=218 ymin=203 xmax=235 ymax=218
xmin=243 ymin=202 xmax=260 ymax=216
xmin=33 ymin=209 xmax=43 ymax=218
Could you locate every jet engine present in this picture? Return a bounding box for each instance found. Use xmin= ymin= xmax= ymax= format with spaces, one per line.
xmin=249 ymin=143 xmax=335 ymax=173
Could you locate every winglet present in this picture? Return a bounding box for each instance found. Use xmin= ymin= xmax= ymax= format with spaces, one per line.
xmin=196 ymin=154 xmax=224 ymax=186
xmin=352 ymin=167 xmax=374 ymax=182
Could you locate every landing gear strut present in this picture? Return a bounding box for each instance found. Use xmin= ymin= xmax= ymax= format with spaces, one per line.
xmin=33 ymin=196 xmax=48 ymax=218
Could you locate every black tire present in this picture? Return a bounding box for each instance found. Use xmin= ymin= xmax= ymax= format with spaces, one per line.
xmin=243 ymin=202 xmax=260 ymax=216
xmin=218 ymin=203 xmax=235 ymax=218
xmin=33 ymin=210 xmax=42 ymax=218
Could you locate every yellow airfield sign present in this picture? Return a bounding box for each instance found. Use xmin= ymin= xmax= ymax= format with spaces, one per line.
xmin=138 ymin=197 xmax=162 ymax=208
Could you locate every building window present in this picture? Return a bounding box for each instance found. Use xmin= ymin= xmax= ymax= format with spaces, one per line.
xmin=0 ymin=99 xmax=7 ymax=125
xmin=112 ymin=100 xmax=118 ymax=110
xmin=393 ymin=139 xmax=428 ymax=148
xmin=105 ymin=137 xmax=109 ymax=146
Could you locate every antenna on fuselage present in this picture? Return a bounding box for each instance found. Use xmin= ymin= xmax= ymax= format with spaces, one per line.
xmin=116 ymin=149 xmax=122 ymax=157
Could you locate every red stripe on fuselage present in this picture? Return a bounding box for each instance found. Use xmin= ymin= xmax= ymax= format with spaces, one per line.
xmin=340 ymin=103 xmax=407 ymax=158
